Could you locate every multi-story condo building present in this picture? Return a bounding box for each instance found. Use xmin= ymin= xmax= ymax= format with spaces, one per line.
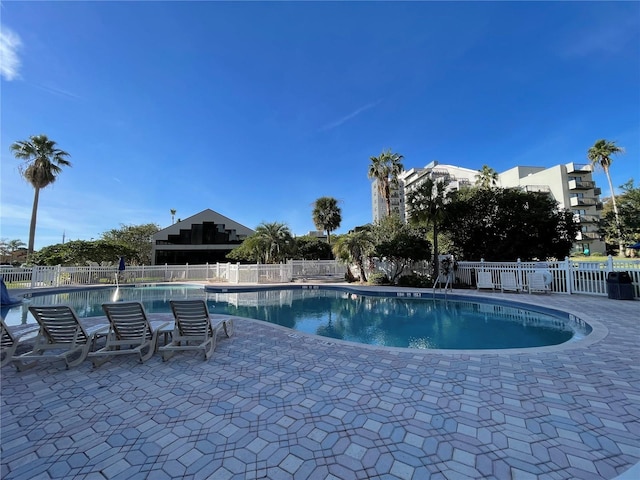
xmin=371 ymin=160 xmax=605 ymax=254
xmin=499 ymin=163 xmax=605 ymax=254
xmin=372 ymin=161 xmax=476 ymax=223
xmin=371 ymin=179 xmax=405 ymax=222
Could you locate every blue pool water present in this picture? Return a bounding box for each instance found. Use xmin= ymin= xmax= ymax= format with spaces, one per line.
xmin=2 ymin=284 xmax=591 ymax=350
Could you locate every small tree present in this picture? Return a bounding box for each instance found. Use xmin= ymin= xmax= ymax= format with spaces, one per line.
xmin=332 ymin=228 xmax=374 ymax=282
xmin=254 ymin=222 xmax=294 ymax=264
xmin=31 ymin=240 xmax=138 ymax=266
xmin=600 ymin=179 xmax=640 ymax=255
xmin=371 ymin=216 xmax=431 ymax=283
xmin=293 ymin=236 xmax=334 ymax=260
xmin=227 ymin=234 xmax=269 ymax=263
xmin=100 ymin=223 xmax=160 ymax=265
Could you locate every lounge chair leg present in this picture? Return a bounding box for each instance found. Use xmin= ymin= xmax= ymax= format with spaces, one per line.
xmin=13 ymin=359 xmax=36 ymax=372
xmin=91 ymin=355 xmax=109 ymax=368
xmin=140 ymin=343 xmax=155 ymax=363
xmin=223 ymin=319 xmax=234 ymax=338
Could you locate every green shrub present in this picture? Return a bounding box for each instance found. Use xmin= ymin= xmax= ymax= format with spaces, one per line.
xmin=368 ymin=273 xmax=389 ymax=285
xmin=397 ymin=273 xmax=431 ymax=288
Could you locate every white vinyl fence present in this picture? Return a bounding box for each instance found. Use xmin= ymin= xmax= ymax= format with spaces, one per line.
xmin=0 ymin=260 xmax=347 ymax=290
xmin=1 ymin=257 xmax=638 ymax=298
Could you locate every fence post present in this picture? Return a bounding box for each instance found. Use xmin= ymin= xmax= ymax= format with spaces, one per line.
xmin=30 ymin=266 xmax=36 ymax=289
xmin=564 ymin=257 xmax=572 ymax=294
xmin=606 ymin=255 xmax=614 ymax=273
xmin=516 ymin=258 xmax=523 ymax=287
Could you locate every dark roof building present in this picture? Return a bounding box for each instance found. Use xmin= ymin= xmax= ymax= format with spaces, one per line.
xmin=151 ymin=209 xmax=254 ymax=265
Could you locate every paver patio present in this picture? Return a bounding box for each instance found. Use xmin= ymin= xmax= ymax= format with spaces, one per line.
xmin=1 ymin=286 xmax=638 ymax=479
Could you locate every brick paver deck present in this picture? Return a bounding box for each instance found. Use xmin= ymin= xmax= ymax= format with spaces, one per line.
xmin=1 ymin=286 xmax=638 ymax=479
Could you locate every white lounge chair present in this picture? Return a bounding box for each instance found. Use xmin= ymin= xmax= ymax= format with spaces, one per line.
xmin=476 ymin=272 xmax=495 ymax=290
xmin=159 ymin=300 xmax=233 ymax=361
xmin=527 ymin=272 xmax=551 ymax=294
xmin=500 ymin=271 xmax=521 ymax=293
xmin=1 ymin=320 xmax=39 ymax=368
xmin=12 ymin=306 xmax=106 ymax=371
xmin=90 ymin=302 xmax=169 ymax=367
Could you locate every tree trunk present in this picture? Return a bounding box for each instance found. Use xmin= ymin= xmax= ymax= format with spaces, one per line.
xmin=605 ymin=167 xmax=623 ymax=255
xmin=357 ymin=260 xmax=367 ymax=283
xmin=433 ymin=222 xmax=439 ymax=282
xmin=384 ymin=181 xmax=392 ymax=217
xmin=28 ymin=186 xmax=40 ymax=258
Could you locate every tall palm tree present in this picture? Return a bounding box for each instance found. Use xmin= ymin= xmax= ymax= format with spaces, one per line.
xmin=406 ymin=177 xmax=450 ymax=278
xmin=10 ymin=135 xmax=72 ymax=257
xmin=332 ymin=229 xmax=374 ymax=282
xmin=312 ymin=196 xmax=342 ymax=245
xmin=368 ymin=149 xmax=404 ymax=217
xmin=255 ymin=222 xmax=293 ymax=264
xmin=475 ymin=165 xmax=499 ymax=189
xmin=170 ymin=209 xmax=177 ymax=224
xmin=587 ymin=139 xmax=625 ymax=254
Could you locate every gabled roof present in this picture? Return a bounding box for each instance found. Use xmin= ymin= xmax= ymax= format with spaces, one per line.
xmin=152 ymin=209 xmax=255 ymax=240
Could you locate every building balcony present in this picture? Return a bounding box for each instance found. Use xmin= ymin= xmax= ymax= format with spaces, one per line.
xmin=573 ymin=214 xmax=600 ymax=224
xmin=566 ymin=163 xmax=593 ymax=174
xmin=522 ymin=185 xmax=551 ymax=193
xmin=576 ymin=231 xmax=600 ymax=241
xmin=568 ymin=179 xmax=595 ymax=190
xmin=594 ymin=187 xmax=601 ymax=196
xmin=570 ymin=197 xmax=598 ymax=207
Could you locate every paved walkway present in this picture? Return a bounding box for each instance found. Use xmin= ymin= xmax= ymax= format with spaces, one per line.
xmin=1 ymin=287 xmax=639 ymax=479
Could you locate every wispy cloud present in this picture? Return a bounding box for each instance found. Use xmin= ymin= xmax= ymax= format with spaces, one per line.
xmin=32 ymin=82 xmax=81 ymax=100
xmin=559 ymin=15 xmax=639 ymax=58
xmin=0 ymin=24 xmax=22 ymax=81
xmin=320 ymin=100 xmax=382 ymax=132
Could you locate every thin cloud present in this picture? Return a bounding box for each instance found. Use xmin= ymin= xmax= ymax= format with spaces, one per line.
xmin=0 ymin=25 xmax=22 ymax=81
xmin=320 ymin=100 xmax=382 ymax=132
xmin=559 ymin=16 xmax=639 ymax=58
xmin=32 ymin=82 xmax=81 ymax=100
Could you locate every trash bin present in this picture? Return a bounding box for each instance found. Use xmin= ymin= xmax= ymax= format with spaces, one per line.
xmin=606 ymin=272 xmax=635 ymax=300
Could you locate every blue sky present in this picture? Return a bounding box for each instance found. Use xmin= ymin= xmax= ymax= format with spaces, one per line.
xmin=1 ymin=1 xmax=639 ymax=251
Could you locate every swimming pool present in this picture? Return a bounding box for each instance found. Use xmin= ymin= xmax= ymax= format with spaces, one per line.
xmin=2 ymin=284 xmax=591 ymax=350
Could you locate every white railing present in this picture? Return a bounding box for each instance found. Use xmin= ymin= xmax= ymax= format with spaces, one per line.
xmin=0 ymin=260 xmax=346 ymax=289
xmin=452 ymin=257 xmax=640 ymax=297
xmin=1 ymin=258 xmax=637 ymax=298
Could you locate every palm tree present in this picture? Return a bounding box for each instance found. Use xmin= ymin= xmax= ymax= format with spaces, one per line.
xmin=255 ymin=222 xmax=294 ymax=264
xmin=475 ymin=165 xmax=499 ymax=189
xmin=332 ymin=229 xmax=374 ymax=282
xmin=368 ymin=149 xmax=404 ymax=217
xmin=170 ymin=209 xmax=177 ymax=224
xmin=406 ymin=177 xmax=449 ymax=278
xmin=10 ymin=135 xmax=72 ymax=257
xmin=587 ymin=139 xmax=625 ymax=254
xmin=312 ymin=197 xmax=342 ymax=245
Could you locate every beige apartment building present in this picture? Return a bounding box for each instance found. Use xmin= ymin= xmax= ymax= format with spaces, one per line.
xmin=371 ymin=161 xmax=604 ymax=254
xmin=499 ymin=162 xmax=605 ymax=254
